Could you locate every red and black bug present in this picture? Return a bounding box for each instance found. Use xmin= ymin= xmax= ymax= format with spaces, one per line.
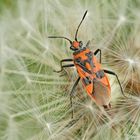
xmin=48 ymin=10 xmax=127 ymax=118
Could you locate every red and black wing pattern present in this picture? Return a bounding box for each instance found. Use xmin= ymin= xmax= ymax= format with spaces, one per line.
xmin=74 ymin=48 xmax=111 ymax=105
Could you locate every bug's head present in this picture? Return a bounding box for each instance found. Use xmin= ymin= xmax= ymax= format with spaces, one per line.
xmin=70 ymin=40 xmax=83 ymax=51
xmin=48 ymin=10 xmax=87 ymax=52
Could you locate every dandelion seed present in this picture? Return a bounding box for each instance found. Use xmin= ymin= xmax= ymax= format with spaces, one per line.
xmin=46 ymin=123 xmax=51 ymax=130
xmin=26 ymin=76 xmax=31 ymax=84
xmin=126 ymin=58 xmax=134 ymax=65
xmin=20 ymin=17 xmax=35 ymax=32
xmin=46 ymin=122 xmax=52 ymax=135
xmin=72 ymin=67 xmax=76 ymax=70
xmin=45 ymin=41 xmax=49 ymax=50
xmin=117 ymin=15 xmax=126 ymax=26
xmin=86 ymin=11 xmax=89 ymax=17
xmin=119 ymin=15 xmax=126 ymax=23
xmin=86 ymin=103 xmax=93 ymax=111
xmin=135 ymin=97 xmax=140 ymax=106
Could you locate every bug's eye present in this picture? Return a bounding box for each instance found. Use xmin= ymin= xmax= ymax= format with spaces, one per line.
xmin=79 ymin=41 xmax=83 ymax=47
xmin=70 ymin=46 xmax=77 ymax=51
xmin=70 ymin=46 xmax=74 ymax=50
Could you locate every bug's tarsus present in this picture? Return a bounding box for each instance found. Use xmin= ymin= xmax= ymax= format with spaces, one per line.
xmin=70 ymin=96 xmax=74 ymax=119
xmin=65 ymin=113 xmax=83 ymax=128
xmin=59 ymin=70 xmax=67 ymax=77
xmin=48 ymin=36 xmax=72 ymax=44
xmin=75 ymin=10 xmax=88 ymax=41
xmin=54 ymin=59 xmax=74 ymax=75
xmin=53 ymin=64 xmax=74 ymax=73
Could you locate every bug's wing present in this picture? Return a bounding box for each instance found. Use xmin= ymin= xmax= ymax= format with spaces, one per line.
xmin=92 ymin=79 xmax=111 ymax=106
xmin=75 ymin=64 xmax=93 ymax=96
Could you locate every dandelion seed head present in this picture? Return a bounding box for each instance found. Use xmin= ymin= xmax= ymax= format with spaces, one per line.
xmin=1 ymin=0 xmax=140 ymax=140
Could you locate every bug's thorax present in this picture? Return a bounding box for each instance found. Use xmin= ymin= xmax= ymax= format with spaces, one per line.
xmin=73 ymin=47 xmax=96 ymax=72
xmin=73 ymin=47 xmax=90 ymax=59
xmin=73 ymin=47 xmax=96 ymax=79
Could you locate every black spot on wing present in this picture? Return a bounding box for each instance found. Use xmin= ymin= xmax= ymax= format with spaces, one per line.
xmin=74 ymin=57 xmax=92 ymax=74
xmin=95 ymin=70 xmax=105 ymax=79
xmin=82 ymin=76 xmax=91 ymax=86
xmin=85 ymin=51 xmax=95 ymax=68
xmin=74 ymin=51 xmax=96 ymax=74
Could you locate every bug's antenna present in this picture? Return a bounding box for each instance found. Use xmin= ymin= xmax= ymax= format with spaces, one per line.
xmin=48 ymin=36 xmax=72 ymax=44
xmin=75 ymin=10 xmax=88 ymax=41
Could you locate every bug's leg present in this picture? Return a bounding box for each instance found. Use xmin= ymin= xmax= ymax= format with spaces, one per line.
xmin=54 ymin=59 xmax=73 ymax=73
xmin=104 ymin=69 xmax=127 ymax=98
xmin=70 ymin=77 xmax=81 ymax=97
xmin=54 ymin=64 xmax=74 ymax=73
xmin=70 ymin=77 xmax=80 ymax=119
xmin=94 ymin=49 xmax=102 ymax=63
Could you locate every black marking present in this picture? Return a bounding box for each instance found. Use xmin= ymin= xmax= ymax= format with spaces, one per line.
xmin=82 ymin=77 xmax=91 ymax=86
xmin=85 ymin=51 xmax=93 ymax=59
xmin=76 ymin=63 xmax=92 ymax=74
xmin=74 ymin=57 xmax=92 ymax=74
xmin=74 ymin=51 xmax=96 ymax=74
xmin=91 ymin=78 xmax=96 ymax=96
xmin=85 ymin=51 xmax=95 ymax=68
xmin=103 ymin=105 xmax=108 ymax=109
xmin=80 ymin=59 xmax=87 ymax=66
xmin=96 ymin=70 xmax=105 ymax=79
xmin=75 ymin=57 xmax=81 ymax=63
xmin=73 ymin=47 xmax=86 ymax=55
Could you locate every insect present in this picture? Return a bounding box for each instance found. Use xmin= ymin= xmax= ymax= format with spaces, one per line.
xmin=48 ymin=10 xmax=127 ymax=118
